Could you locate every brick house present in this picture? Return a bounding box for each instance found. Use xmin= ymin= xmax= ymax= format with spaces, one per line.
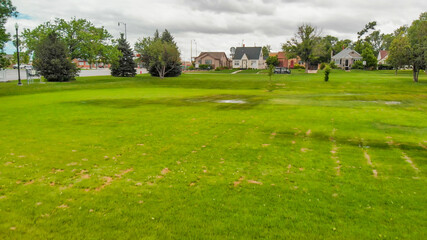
xmin=195 ymin=52 xmax=231 ymax=69
xmin=269 ymin=52 xmax=304 ymax=69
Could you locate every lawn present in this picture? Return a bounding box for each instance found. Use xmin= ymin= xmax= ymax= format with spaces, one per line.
xmin=0 ymin=70 xmax=426 ymax=239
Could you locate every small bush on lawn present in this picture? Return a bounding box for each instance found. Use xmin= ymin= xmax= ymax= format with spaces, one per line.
xmin=324 ymin=65 xmax=331 ymax=82
xmin=319 ymin=63 xmax=326 ymax=70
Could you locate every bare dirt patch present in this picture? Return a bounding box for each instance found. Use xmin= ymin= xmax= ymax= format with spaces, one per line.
xmin=247 ymin=180 xmax=263 ymax=185
xmin=93 ymin=168 xmax=134 ymax=192
xmin=234 ymin=177 xmax=244 ymax=187
xmin=402 ymin=153 xmax=420 ymax=173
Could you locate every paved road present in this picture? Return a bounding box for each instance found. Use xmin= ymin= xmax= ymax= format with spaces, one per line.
xmin=0 ymin=68 xmax=148 ymax=82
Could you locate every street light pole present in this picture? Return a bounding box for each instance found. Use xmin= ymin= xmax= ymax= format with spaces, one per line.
xmin=15 ymin=23 xmax=22 ymax=86
xmin=118 ymin=22 xmax=127 ymax=39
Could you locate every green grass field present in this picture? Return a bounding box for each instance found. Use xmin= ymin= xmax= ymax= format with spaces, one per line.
xmin=0 ymin=70 xmax=426 ymax=239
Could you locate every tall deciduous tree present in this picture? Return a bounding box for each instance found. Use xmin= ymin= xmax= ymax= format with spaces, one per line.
xmin=388 ymin=34 xmax=411 ymax=75
xmin=282 ymin=24 xmax=324 ymax=73
xmin=262 ymin=45 xmax=271 ymax=58
xmin=22 ymin=18 xmax=116 ymax=67
xmin=408 ymin=12 xmax=427 ymax=82
xmin=361 ymin=42 xmax=377 ymax=69
xmin=135 ymin=29 xmax=181 ymax=78
xmin=0 ymin=0 xmax=17 ymax=68
xmin=33 ymin=32 xmax=79 ymax=82
xmin=110 ymin=34 xmax=136 ymax=77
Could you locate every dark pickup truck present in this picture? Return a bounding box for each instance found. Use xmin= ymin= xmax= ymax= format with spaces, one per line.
xmin=274 ymin=67 xmax=291 ymax=74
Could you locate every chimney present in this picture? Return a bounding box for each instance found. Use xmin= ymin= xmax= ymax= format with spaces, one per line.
xmin=243 ymin=44 xmax=245 ymax=47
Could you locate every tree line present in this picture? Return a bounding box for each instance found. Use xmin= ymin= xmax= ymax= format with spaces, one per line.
xmin=0 ymin=1 xmax=425 ymax=82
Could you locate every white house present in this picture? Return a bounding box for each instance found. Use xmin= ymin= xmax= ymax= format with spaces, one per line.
xmin=332 ymin=48 xmax=363 ymax=70
xmin=232 ymin=46 xmax=266 ymax=69
xmin=377 ymin=50 xmax=389 ymax=65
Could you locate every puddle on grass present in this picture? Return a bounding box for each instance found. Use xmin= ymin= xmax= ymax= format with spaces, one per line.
xmin=215 ymin=100 xmax=246 ymax=104
xmin=385 ymin=101 xmax=401 ymax=105
xmin=71 ymin=95 xmax=263 ymax=110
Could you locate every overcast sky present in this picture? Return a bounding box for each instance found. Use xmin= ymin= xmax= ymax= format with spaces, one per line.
xmin=5 ymin=0 xmax=427 ymax=60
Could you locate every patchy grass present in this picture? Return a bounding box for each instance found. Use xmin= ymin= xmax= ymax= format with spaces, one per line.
xmin=0 ymin=70 xmax=426 ymax=239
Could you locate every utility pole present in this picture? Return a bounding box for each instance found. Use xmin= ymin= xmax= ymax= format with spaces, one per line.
xmin=15 ymin=23 xmax=22 ymax=86
xmin=118 ymin=22 xmax=127 ymax=39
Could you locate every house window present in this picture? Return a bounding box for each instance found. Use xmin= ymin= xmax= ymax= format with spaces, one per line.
xmin=234 ymin=61 xmax=240 ymax=66
xmin=198 ymin=60 xmax=202 ymax=64
xmin=205 ymin=60 xmax=212 ymax=65
xmin=79 ymin=62 xmax=84 ymax=66
xmin=251 ymin=61 xmax=257 ymax=67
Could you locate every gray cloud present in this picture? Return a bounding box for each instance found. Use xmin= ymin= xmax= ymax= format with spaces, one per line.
xmin=6 ymin=0 xmax=427 ymax=60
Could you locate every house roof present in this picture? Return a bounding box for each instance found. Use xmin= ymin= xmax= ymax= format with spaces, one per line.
xmin=196 ymin=52 xmax=228 ymax=60
xmin=332 ymin=48 xmax=362 ymax=60
xmin=233 ymin=47 xmax=262 ymax=60
xmin=378 ymin=50 xmax=389 ymax=60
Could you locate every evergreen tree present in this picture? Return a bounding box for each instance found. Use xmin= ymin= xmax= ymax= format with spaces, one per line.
xmin=33 ymin=32 xmax=79 ymax=82
xmin=111 ymin=34 xmax=136 ymax=77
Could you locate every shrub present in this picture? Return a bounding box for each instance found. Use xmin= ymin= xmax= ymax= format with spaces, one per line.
xmin=352 ymin=61 xmax=364 ymax=70
xmin=266 ymin=56 xmax=279 ymax=67
xmin=329 ymin=61 xmax=338 ymax=69
xmin=33 ymin=32 xmax=79 ymax=82
xmin=324 ymin=65 xmax=331 ymax=82
xmin=198 ymin=64 xmax=211 ymax=70
xmin=188 ymin=66 xmax=195 ymax=70
xmin=319 ymin=63 xmax=326 ymax=70
xmin=293 ymin=64 xmax=305 ymax=69
xmin=378 ymin=64 xmax=394 ymax=70
xmin=215 ymin=67 xmax=221 ymax=71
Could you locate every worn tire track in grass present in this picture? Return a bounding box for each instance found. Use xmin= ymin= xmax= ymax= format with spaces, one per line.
xmin=330 ymin=128 xmax=341 ymax=176
xmin=363 ymin=150 xmax=378 ymax=178
xmin=386 ymin=136 xmax=421 ymax=177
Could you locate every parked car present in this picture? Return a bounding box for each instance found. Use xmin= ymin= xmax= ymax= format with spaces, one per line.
xmin=12 ymin=64 xmax=32 ymax=69
xmin=274 ymin=67 xmax=291 ymax=74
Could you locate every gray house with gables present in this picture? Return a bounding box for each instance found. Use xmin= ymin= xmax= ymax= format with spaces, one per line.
xmin=232 ymin=46 xmax=266 ymax=69
xmin=332 ymin=48 xmax=362 ymax=70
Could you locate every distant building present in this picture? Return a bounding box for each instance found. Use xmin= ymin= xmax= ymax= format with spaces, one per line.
xmin=332 ymin=48 xmax=362 ymax=70
xmin=72 ymin=59 xmax=110 ymax=69
xmin=232 ymin=46 xmax=266 ymax=69
xmin=377 ymin=50 xmax=389 ymax=65
xmin=269 ymin=52 xmax=303 ymax=69
xmin=194 ymin=52 xmax=230 ymax=69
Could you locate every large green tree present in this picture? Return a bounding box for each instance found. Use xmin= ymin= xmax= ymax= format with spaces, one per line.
xmin=407 ymin=12 xmax=427 ymax=82
xmin=0 ymin=0 xmax=17 ymax=68
xmin=110 ymin=34 xmax=136 ymax=77
xmin=388 ymin=34 xmax=411 ymax=75
xmin=282 ymin=24 xmax=324 ymax=72
xmin=33 ymin=32 xmax=79 ymax=82
xmin=361 ymin=42 xmax=377 ymax=69
xmin=22 ymin=18 xmax=117 ymax=67
xmin=135 ymin=29 xmax=181 ymax=78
